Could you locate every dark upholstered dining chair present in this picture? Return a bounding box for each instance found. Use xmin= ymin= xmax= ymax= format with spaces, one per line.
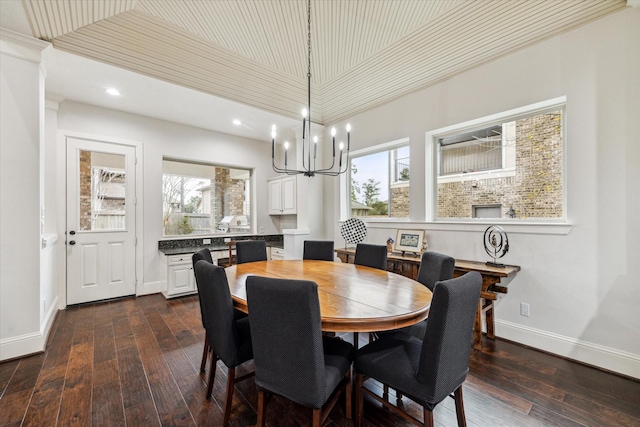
xmin=354 ymin=243 xmax=388 ymax=270
xmin=379 ymin=251 xmax=456 ymax=341
xmin=354 ymin=272 xmax=482 ymax=427
xmin=353 ymin=243 xmax=388 ymax=346
xmin=246 ymin=276 xmax=354 ymax=427
xmin=235 ymin=240 xmax=268 ymax=264
xmin=193 ymin=261 xmax=254 ymax=426
xmin=303 ymin=240 xmax=335 ymax=261
xmin=192 ymin=248 xmax=214 ymax=373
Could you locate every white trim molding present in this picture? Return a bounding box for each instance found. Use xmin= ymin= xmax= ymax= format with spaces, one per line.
xmin=139 ymin=281 xmax=162 ymax=296
xmin=496 ymin=319 xmax=640 ymax=379
xmin=0 ymin=28 xmax=50 ymax=63
xmin=0 ymin=296 xmax=58 ymax=361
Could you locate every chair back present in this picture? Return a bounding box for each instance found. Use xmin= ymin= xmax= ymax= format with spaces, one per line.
xmin=416 ymin=271 xmax=482 ymax=404
xmin=416 ymin=251 xmax=455 ymax=291
xmin=354 ymin=243 xmax=388 ymax=270
xmin=194 ymin=260 xmax=243 ymax=365
xmin=303 ymin=240 xmax=335 ymax=261
xmin=246 ymin=276 xmax=327 ymax=408
xmin=192 ymin=247 xmax=213 ymax=267
xmin=192 ymin=248 xmax=214 ymax=327
xmin=236 ymin=240 xmax=268 ymax=264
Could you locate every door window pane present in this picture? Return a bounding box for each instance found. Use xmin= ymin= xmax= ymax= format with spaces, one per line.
xmin=78 ymin=150 xmax=126 ymax=231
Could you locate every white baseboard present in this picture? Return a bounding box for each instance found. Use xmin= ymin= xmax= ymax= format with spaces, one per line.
xmin=138 ymin=280 xmax=162 ymax=296
xmin=0 ymin=296 xmax=59 ymax=361
xmin=496 ymin=319 xmax=640 ymax=379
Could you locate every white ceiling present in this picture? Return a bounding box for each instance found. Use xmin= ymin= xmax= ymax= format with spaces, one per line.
xmin=3 ymin=0 xmax=630 ymax=141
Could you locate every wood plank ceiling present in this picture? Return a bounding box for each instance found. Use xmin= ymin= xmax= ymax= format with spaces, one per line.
xmin=22 ymin=0 xmax=627 ymax=125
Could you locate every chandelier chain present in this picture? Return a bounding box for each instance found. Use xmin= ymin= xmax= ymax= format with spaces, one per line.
xmin=307 ymin=0 xmax=311 ymax=80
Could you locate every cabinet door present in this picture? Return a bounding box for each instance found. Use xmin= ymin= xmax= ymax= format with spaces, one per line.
xmin=268 ymin=179 xmax=283 ymax=215
xmin=168 ymin=264 xmax=195 ymax=295
xmin=281 ymin=176 xmax=297 ymax=214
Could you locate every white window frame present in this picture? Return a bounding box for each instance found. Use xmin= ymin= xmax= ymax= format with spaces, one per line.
xmin=425 ymin=96 xmax=570 ymax=231
xmin=340 ymin=137 xmax=410 ymax=222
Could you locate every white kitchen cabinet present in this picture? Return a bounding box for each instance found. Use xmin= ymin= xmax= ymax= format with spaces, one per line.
xmin=268 ymin=176 xmax=297 ymax=215
xmin=270 ymin=246 xmax=285 ymax=260
xmin=163 ymin=254 xmax=196 ymax=298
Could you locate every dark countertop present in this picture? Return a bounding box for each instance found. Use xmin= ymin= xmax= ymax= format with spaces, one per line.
xmin=159 ymin=240 xmax=283 ymax=256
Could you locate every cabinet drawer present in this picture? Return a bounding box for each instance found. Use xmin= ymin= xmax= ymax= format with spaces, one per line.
xmin=168 ymin=254 xmax=191 ymax=264
xmin=271 ymin=247 xmax=284 ymax=260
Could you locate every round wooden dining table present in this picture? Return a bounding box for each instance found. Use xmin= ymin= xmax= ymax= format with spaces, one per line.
xmin=225 ymin=260 xmax=432 ymax=333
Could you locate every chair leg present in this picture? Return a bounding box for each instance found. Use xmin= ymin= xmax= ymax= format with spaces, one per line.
xmin=222 ymin=367 xmax=236 ymax=426
xmin=355 ymin=373 xmax=365 ymax=427
xmin=345 ymin=368 xmax=352 ymax=420
xmin=200 ymin=335 xmax=209 ymax=372
xmin=311 ymin=408 xmax=322 ymax=427
xmin=353 ymin=332 xmax=359 ymax=349
xmin=206 ymin=354 xmax=216 ymax=399
xmin=256 ymin=389 xmax=267 ymax=427
xmin=454 ymin=386 xmax=467 ymax=427
xmin=423 ymin=408 xmax=434 ymax=427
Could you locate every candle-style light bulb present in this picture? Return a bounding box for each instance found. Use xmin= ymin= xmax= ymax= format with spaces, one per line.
xmin=331 ymin=127 xmax=336 ymax=157
xmin=313 ymin=135 xmax=318 ymax=159
xmin=339 ymin=142 xmax=344 ymax=151
xmin=301 ymin=108 xmax=307 ymax=138
xmin=284 ymin=141 xmax=289 ymax=167
xmin=346 ymin=123 xmax=351 ymax=150
xmin=271 ymin=125 xmax=276 ymax=158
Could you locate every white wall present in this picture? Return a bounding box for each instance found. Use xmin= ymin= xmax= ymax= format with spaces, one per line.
xmin=325 ymin=7 xmax=640 ymax=378
xmin=55 ymin=101 xmax=279 ymax=295
xmin=0 ymin=30 xmax=51 ymax=360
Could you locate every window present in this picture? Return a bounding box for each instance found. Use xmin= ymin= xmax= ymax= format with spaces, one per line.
xmin=79 ymin=150 xmax=126 ymax=231
xmin=348 ymin=139 xmax=410 ymax=219
xmin=162 ymin=159 xmax=252 ymax=236
xmin=428 ymin=97 xmax=565 ymax=221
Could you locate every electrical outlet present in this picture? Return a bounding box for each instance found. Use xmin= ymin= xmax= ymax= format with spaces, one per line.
xmin=520 ymin=302 xmax=530 ymax=317
xmin=259 ymin=226 xmax=265 ymax=234
xmin=224 ymin=237 xmax=231 ymax=243
xmin=203 ymin=238 xmax=211 ymax=245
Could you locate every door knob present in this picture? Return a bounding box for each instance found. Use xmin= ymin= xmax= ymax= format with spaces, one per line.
xmin=69 ymin=240 xmax=76 ymax=245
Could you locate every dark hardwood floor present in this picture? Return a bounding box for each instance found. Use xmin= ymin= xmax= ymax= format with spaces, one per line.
xmin=1 ymin=294 xmax=638 ymax=426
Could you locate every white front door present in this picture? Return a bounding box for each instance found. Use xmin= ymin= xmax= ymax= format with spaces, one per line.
xmin=66 ymin=137 xmax=137 ymax=305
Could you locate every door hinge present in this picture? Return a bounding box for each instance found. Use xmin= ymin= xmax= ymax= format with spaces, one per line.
xmin=134 ymin=237 xmax=137 ymax=245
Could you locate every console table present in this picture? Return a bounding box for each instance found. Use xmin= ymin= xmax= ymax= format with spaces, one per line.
xmin=335 ymin=248 xmax=520 ymax=350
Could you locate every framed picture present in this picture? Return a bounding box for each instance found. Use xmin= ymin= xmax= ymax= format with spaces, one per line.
xmin=393 ymin=229 xmax=425 ymax=254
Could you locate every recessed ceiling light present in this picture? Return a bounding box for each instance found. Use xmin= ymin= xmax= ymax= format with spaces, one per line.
xmin=233 ymin=119 xmax=242 ymax=126
xmin=105 ymin=88 xmax=121 ymax=96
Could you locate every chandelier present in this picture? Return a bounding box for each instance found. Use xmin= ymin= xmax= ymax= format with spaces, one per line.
xmin=271 ymin=0 xmax=351 ymax=177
